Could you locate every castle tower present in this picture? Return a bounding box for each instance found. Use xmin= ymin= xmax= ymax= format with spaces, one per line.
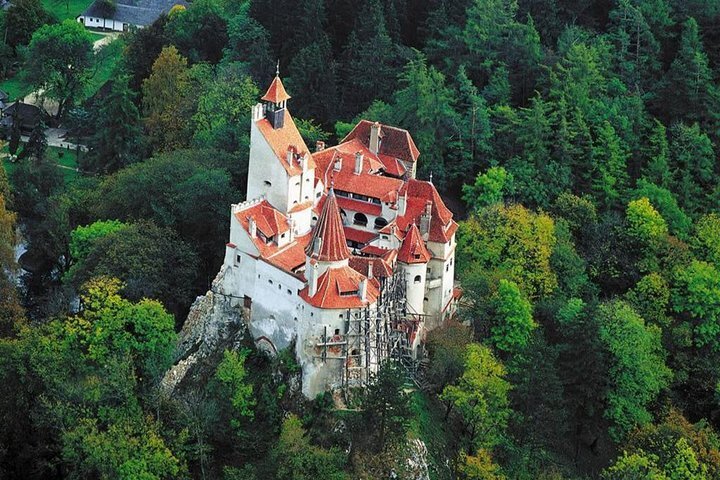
xmin=397 ymin=224 xmax=431 ymax=315
xmin=305 ymin=190 xmax=350 ymax=294
xmin=261 ymin=65 xmax=291 ymax=129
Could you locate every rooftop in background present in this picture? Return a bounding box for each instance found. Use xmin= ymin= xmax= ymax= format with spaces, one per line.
xmin=79 ymin=0 xmax=188 ymax=27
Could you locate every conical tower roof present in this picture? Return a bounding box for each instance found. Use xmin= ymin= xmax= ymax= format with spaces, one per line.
xmin=261 ymin=75 xmax=291 ymax=103
xmin=305 ymin=190 xmax=350 ymax=262
xmin=397 ymin=224 xmax=431 ymax=264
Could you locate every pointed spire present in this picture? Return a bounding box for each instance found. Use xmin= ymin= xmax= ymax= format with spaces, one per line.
xmin=276 ymin=59 xmax=280 ymax=77
xmin=397 ymin=224 xmax=431 ymax=264
xmin=305 ymin=190 xmax=350 ymax=262
xmin=261 ymin=73 xmax=291 ymax=104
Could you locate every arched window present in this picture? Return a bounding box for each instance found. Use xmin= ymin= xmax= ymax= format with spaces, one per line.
xmin=414 ymin=275 xmax=422 ymax=284
xmin=374 ymin=216 xmax=388 ymax=229
xmin=353 ymin=212 xmax=368 ymax=227
xmin=264 ymin=180 xmax=272 ymax=187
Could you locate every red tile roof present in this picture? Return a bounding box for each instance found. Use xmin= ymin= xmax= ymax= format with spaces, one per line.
xmin=261 ymin=76 xmax=291 ymax=103
xmin=396 ymin=179 xmax=458 ymax=244
xmin=299 ymin=265 xmax=379 ymax=308
xmin=342 ymin=120 xmax=420 ymax=164
xmin=235 ymin=200 xmax=290 ymax=238
xmin=397 ymin=224 xmax=431 ymax=264
xmin=344 ymin=226 xmax=377 ymax=245
xmin=313 ymin=142 xmax=404 ymax=201
xmin=349 ymin=255 xmax=394 ymax=278
xmin=255 ymin=110 xmax=315 ymax=176
xmin=359 ymin=245 xmax=390 ymax=256
xmin=305 ymin=190 xmax=350 ymax=262
xmin=378 ymin=153 xmax=407 ymax=177
xmin=335 ymin=195 xmax=382 ymax=216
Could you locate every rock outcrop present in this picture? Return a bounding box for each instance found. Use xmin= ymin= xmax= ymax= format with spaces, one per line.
xmin=161 ymin=268 xmax=248 ymax=395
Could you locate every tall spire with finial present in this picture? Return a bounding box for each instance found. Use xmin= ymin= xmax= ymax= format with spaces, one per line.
xmin=305 ymin=189 xmax=349 ymax=262
xmin=261 ymin=62 xmax=291 ymax=129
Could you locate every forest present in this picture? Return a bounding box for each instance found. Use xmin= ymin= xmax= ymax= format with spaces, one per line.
xmin=2 ymin=0 xmax=720 ymax=478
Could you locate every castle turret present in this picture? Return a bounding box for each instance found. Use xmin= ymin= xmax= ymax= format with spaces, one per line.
xmin=397 ymin=224 xmax=431 ymax=315
xmin=261 ymin=65 xmax=291 ymax=129
xmin=304 ymin=189 xmax=350 ymax=276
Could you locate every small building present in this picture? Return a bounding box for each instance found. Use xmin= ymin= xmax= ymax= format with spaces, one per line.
xmin=0 ymin=102 xmax=42 ymax=136
xmin=77 ymin=0 xmax=188 ymax=32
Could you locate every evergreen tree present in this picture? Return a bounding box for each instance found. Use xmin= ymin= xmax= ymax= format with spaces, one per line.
xmin=669 ymin=122 xmax=715 ymax=214
xmin=663 ymin=18 xmax=720 ymax=128
xmin=590 ymin=120 xmax=630 ymax=209
xmin=84 ymin=76 xmax=141 ymax=174
xmin=339 ymin=0 xmax=409 ymax=116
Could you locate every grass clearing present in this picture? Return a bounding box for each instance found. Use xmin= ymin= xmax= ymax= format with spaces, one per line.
xmin=43 ymin=0 xmax=94 ymax=21
xmin=2 ymin=144 xmax=80 ymax=183
xmin=0 ymin=76 xmax=32 ymax=102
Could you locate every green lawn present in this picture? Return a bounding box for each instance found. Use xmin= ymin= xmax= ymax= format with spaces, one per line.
xmin=0 ymin=76 xmax=31 ymax=102
xmin=2 ymin=145 xmax=80 ymax=183
xmin=43 ymin=0 xmax=94 ymax=21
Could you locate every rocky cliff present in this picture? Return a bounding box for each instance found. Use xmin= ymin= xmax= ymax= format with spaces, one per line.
xmin=161 ymin=267 xmax=249 ymax=395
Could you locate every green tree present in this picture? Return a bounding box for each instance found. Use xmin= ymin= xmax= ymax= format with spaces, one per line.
xmin=272 ymin=414 xmax=348 ymax=480
xmin=0 ymin=194 xmax=15 ymax=272
xmin=692 ymin=213 xmax=720 ymax=267
xmin=68 ymin=221 xmax=200 ymax=316
xmin=626 ymin=197 xmax=668 ymax=250
xmin=24 ymin=20 xmax=95 ymax=119
xmin=669 ymin=123 xmax=715 ymax=214
xmin=462 ymin=166 xmax=513 ymax=212
xmin=591 ymin=120 xmax=630 ymax=209
xmin=441 ymin=343 xmax=511 ymax=450
xmin=339 ymin=0 xmax=408 ymax=115
xmin=5 ymin=0 xmax=49 ymax=48
xmin=84 ymin=75 xmax=142 ymax=174
xmin=142 ymin=46 xmax=193 ymax=152
xmin=598 ymin=300 xmax=671 ymax=441
xmin=642 ymin=120 xmax=671 ymax=189
xmin=65 ymin=219 xmax=127 ymax=281
xmin=457 ymin=204 xmax=557 ymax=299
xmin=632 ymin=180 xmax=692 ymax=240
xmin=166 ymin=0 xmax=228 ymax=63
xmin=672 ymin=260 xmax=720 ymax=351
xmin=223 ymin=1 xmax=273 ymax=80
xmin=192 ymin=64 xmax=257 ymax=152
xmin=663 ymin=18 xmax=719 ymax=127
xmin=488 ymin=279 xmax=536 ymax=355
xmin=363 ymin=361 xmax=412 ymax=452
xmin=215 ymin=348 xmax=255 ymax=427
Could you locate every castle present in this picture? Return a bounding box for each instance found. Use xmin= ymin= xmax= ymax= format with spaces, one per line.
xmin=217 ymin=72 xmax=459 ymax=398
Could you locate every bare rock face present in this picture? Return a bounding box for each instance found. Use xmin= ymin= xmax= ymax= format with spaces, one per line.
xmin=161 ymin=268 xmax=248 ymax=395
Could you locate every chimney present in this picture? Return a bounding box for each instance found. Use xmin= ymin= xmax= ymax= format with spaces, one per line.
xmin=354 ymin=152 xmax=363 ymax=175
xmin=419 ymin=200 xmax=432 ymax=240
xmin=308 ymin=261 xmax=319 ymax=296
xmin=397 ymin=189 xmax=407 ymax=216
xmin=286 ymin=146 xmax=295 ymax=165
xmin=315 ymin=140 xmax=325 ymax=152
xmin=287 ymin=217 xmax=294 ymax=242
xmin=248 ymin=216 xmax=257 ymax=238
xmin=358 ymin=278 xmax=367 ymax=301
xmin=301 ymin=153 xmax=309 ymax=172
xmin=333 ymin=156 xmax=342 ymax=172
xmin=252 ymin=103 xmax=264 ymax=122
xmin=367 ymin=261 xmax=374 ymax=280
xmin=369 ymin=122 xmax=381 ymax=154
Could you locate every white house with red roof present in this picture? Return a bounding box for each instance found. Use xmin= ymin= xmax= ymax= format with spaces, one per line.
xmin=217 ymin=73 xmax=459 ymax=397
